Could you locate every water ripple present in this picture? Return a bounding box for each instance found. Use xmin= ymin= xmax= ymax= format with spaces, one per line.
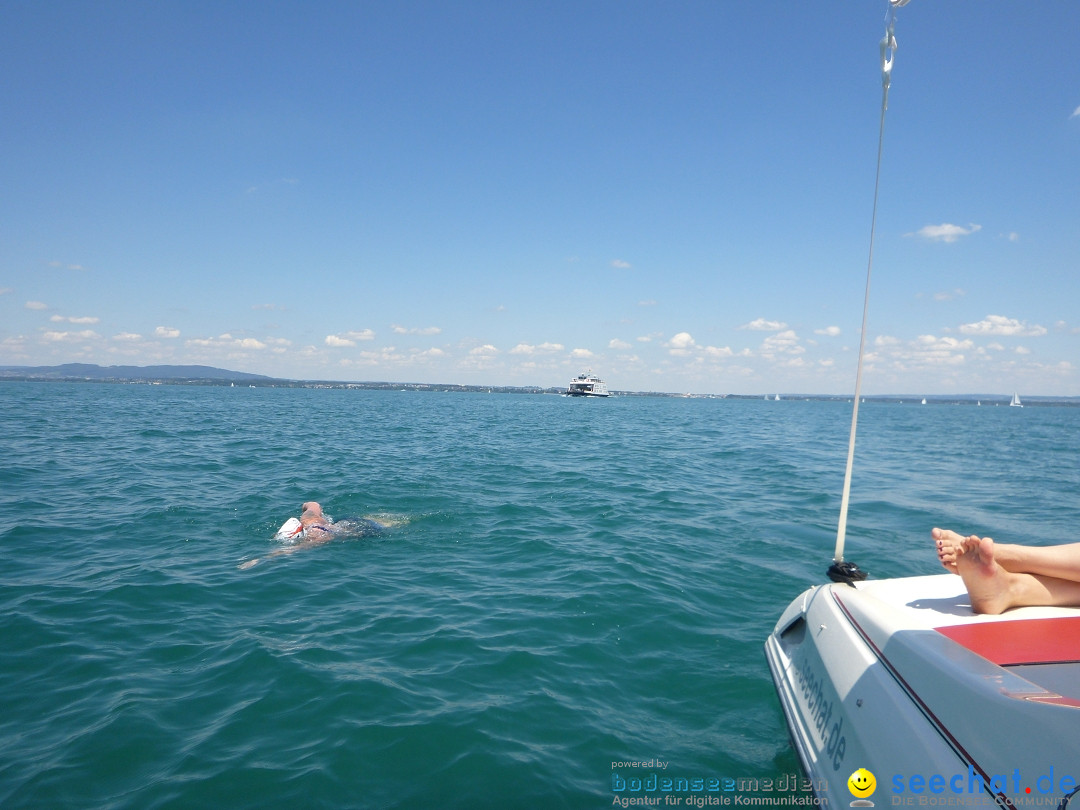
xmin=2 ymin=385 xmax=1079 ymax=808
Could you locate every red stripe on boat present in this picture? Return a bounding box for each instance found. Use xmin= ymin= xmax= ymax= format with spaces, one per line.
xmin=937 ymin=617 xmax=1080 ymax=665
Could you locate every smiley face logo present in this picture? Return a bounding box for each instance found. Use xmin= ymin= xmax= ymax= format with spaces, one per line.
xmin=848 ymin=768 xmax=877 ymax=799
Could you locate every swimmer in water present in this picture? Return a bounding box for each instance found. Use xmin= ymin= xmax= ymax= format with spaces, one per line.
xmin=933 ymin=527 xmax=1080 ymax=615
xmin=238 ymin=502 xmax=398 ymax=569
xmin=299 ymin=501 xmax=335 ymax=539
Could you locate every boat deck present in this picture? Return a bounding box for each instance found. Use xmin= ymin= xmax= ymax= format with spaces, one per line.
xmin=766 ymin=573 xmax=1080 ymax=808
xmin=850 ymin=573 xmax=1079 ymax=627
xmin=847 ymin=574 xmax=1080 ymax=703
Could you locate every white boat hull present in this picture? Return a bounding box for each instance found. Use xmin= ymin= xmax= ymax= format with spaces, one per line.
xmin=765 ymin=574 xmax=1080 ymax=809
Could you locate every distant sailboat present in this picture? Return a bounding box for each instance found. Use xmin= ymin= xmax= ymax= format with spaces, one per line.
xmin=921 ymin=397 xmax=927 ymax=405
xmin=1010 ymin=392 xmax=1023 ymax=408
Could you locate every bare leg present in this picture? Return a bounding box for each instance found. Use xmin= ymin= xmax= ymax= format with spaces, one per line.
xmin=933 ymin=528 xmax=1080 ymax=581
xmin=363 ymin=513 xmax=407 ymax=529
xmin=954 ymin=535 xmax=1080 ymax=615
xmin=996 ymin=542 xmax=1080 ymax=582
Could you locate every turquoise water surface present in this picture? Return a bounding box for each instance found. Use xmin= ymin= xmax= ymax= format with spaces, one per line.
xmin=2 ymin=383 xmax=1078 ymax=809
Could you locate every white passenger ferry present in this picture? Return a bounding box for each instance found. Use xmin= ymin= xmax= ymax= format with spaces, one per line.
xmin=565 ymin=372 xmax=609 ymax=397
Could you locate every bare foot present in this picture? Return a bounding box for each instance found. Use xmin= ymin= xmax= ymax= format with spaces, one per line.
xmin=955 ymin=535 xmax=1014 ymax=615
xmin=932 ymin=527 xmax=973 ymax=574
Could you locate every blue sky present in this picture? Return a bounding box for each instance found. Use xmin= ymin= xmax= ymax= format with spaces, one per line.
xmin=2 ymin=1 xmax=1077 ymax=395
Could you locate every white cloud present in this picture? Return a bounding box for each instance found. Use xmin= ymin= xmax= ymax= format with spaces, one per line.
xmin=509 ymin=342 xmax=563 ymax=355
xmin=325 ymin=329 xmax=375 ymax=347
xmin=43 ymin=329 xmax=100 ymax=342
xmin=246 ymin=177 xmax=300 ymax=194
xmin=875 ymin=335 xmax=900 ymax=346
xmin=638 ymin=299 xmax=657 ymax=307
xmin=187 ymin=334 xmax=267 ymax=350
xmin=1015 ymin=346 xmax=1031 ymax=355
xmin=872 ymin=334 xmax=974 ymax=369
xmin=815 ymin=326 xmax=841 ymax=337
xmin=50 ymin=315 xmax=100 ymax=325
xmin=760 ymin=330 xmax=805 ymax=359
xmin=933 ymin=288 xmax=966 ymax=302
xmin=25 ymin=301 xmax=48 ymax=310
xmin=703 ymin=345 xmax=733 ymax=358
xmin=611 ymin=259 xmax=631 ymax=269
xmin=338 ymin=345 xmax=446 ymax=368
xmin=392 ymin=325 xmax=441 ymax=336
xmin=0 ymin=287 xmax=12 ymax=296
xmin=915 ymin=334 xmax=967 ymax=348
xmin=570 ymin=348 xmax=594 ymax=359
xmin=49 ymin=261 xmax=86 ymax=271
xmin=913 ymin=335 xmax=974 ymax=364
xmin=958 ymin=315 xmax=1046 ymax=337
xmin=155 ymin=326 xmax=180 ymax=338
xmin=1071 ymin=105 xmax=1080 ymax=119
xmin=609 ymin=339 xmax=632 ymax=350
xmin=470 ymin=344 xmax=499 ymax=356
xmin=909 ymin=223 xmax=982 ymax=243
xmin=334 ymin=346 xmax=417 ymax=368
xmin=665 ymin=332 xmax=697 ymax=355
xmin=741 ymin=318 xmax=787 ymax=331
xmin=650 ymin=331 xmax=735 ymax=361
xmin=112 ymin=333 xmax=143 ymax=341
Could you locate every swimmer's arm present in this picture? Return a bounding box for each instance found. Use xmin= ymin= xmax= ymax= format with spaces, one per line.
xmin=238 ymin=545 xmax=297 ymax=569
xmin=237 ymin=533 xmax=337 ymax=569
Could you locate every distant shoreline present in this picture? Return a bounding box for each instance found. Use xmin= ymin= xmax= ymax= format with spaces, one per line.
xmin=2 ymin=364 xmax=1078 ymax=405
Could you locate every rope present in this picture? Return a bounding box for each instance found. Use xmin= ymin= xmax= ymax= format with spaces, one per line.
xmin=833 ymin=2 xmax=904 ymax=567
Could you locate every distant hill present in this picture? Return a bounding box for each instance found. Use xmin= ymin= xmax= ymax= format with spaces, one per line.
xmin=0 ymin=363 xmax=276 ymax=382
xmin=4 ymin=365 xmax=1079 ymax=402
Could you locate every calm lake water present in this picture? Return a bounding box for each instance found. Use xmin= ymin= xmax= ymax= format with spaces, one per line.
xmin=2 ymin=383 xmax=1077 ymax=808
